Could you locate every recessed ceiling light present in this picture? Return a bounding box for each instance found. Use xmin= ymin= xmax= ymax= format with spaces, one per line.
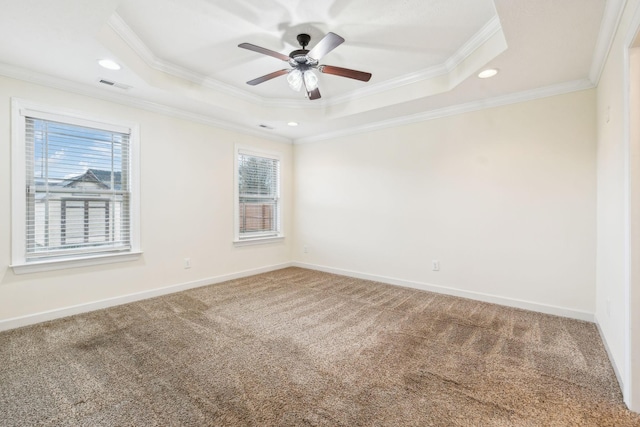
xmin=477 ymin=68 xmax=499 ymax=79
xmin=98 ymin=59 xmax=121 ymax=70
xmin=287 ymin=122 xmax=299 ymax=127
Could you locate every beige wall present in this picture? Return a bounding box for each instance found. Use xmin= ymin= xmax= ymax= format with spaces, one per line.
xmin=0 ymin=78 xmax=600 ymax=330
xmin=0 ymin=76 xmax=293 ymax=324
xmin=293 ymin=89 xmax=597 ymax=317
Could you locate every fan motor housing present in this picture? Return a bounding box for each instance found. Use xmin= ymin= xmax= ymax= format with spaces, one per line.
xmin=290 ymin=33 xmax=311 ymax=62
xmin=296 ymin=33 xmax=311 ymax=48
xmin=289 ymin=49 xmax=309 ymax=60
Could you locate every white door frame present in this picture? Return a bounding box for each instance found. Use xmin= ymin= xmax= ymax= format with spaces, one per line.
xmin=623 ymin=3 xmax=640 ymax=412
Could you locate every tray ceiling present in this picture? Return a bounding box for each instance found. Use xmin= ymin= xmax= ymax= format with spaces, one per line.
xmin=0 ymin=0 xmax=612 ymax=142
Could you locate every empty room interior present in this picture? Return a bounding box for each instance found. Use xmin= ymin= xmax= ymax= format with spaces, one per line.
xmin=2 ymin=0 xmax=640 ymax=425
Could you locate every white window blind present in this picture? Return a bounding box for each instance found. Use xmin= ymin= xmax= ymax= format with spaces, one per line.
xmin=237 ymin=150 xmax=280 ymax=239
xmin=24 ymin=117 xmax=131 ymax=259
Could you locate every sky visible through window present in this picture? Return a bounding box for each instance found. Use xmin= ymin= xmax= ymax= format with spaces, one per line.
xmin=238 ymin=154 xmax=278 ymax=196
xmin=33 ymin=119 xmax=123 ymax=182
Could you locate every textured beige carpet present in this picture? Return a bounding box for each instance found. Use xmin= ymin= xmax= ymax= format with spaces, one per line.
xmin=1 ymin=267 xmax=639 ymax=426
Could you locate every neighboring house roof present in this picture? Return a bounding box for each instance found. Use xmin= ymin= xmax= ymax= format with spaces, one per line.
xmin=61 ymin=169 xmax=122 ymax=190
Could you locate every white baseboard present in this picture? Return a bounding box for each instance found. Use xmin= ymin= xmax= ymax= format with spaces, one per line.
xmin=0 ymin=261 xmax=595 ymax=332
xmin=0 ymin=262 xmax=293 ymax=332
xmin=292 ymin=262 xmax=595 ymax=322
xmin=594 ymin=315 xmax=625 ymax=393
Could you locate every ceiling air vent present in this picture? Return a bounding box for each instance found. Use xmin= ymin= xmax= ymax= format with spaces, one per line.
xmin=98 ymin=79 xmax=131 ymax=90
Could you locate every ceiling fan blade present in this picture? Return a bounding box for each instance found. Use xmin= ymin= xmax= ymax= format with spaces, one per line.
xmin=307 ymin=32 xmax=345 ymax=60
xmin=319 ymin=65 xmax=372 ymax=82
xmin=307 ymin=87 xmax=321 ymax=100
xmin=238 ymin=43 xmax=290 ymax=62
xmin=303 ymin=77 xmax=321 ymax=100
xmin=246 ymin=69 xmax=289 ymax=86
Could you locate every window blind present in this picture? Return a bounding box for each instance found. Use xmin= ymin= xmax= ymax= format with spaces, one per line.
xmin=237 ymin=151 xmax=280 ymax=239
xmin=25 ymin=117 xmax=131 ymax=259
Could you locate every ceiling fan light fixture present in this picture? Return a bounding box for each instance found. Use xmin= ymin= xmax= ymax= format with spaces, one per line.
xmin=303 ymin=70 xmax=319 ymax=91
xmin=239 ymin=32 xmax=372 ymax=101
xmin=287 ymin=69 xmax=303 ymax=91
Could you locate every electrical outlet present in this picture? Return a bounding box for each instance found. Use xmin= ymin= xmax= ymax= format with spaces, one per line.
xmin=184 ymin=258 xmax=191 ymax=269
xmin=432 ymin=260 xmax=440 ymax=271
xmin=303 ymin=245 xmax=309 ymax=254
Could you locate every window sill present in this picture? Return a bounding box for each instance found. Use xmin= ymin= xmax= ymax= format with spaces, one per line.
xmin=233 ymin=236 xmax=285 ymax=247
xmin=10 ymin=251 xmax=143 ymax=275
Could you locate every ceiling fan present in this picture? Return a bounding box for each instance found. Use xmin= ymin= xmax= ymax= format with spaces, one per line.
xmin=238 ymin=32 xmax=372 ymax=100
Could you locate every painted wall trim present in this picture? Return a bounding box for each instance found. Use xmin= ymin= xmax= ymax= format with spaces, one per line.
xmin=294 ymin=79 xmax=595 ymax=144
xmin=590 ymin=0 xmax=628 ymax=84
xmin=622 ymin=0 xmax=640 ymax=411
xmin=108 ymin=13 xmax=503 ymax=111
xmin=595 ymin=315 xmax=626 ymax=395
xmin=0 ymin=262 xmax=293 ymax=332
xmin=292 ymin=262 xmax=595 ymax=322
xmin=0 ymin=63 xmax=292 ymax=145
xmin=324 ymin=16 xmax=504 ymax=107
xmin=107 ymin=13 xmax=267 ymax=107
xmin=0 ymin=64 xmax=591 ymax=148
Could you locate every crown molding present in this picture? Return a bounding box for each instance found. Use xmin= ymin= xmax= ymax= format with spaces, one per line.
xmin=446 ymin=15 xmax=503 ymax=74
xmin=589 ymin=0 xmax=627 ymax=84
xmin=0 ymin=62 xmax=292 ymax=144
xmin=107 ymin=13 xmax=156 ymax=71
xmin=0 ymin=58 xmax=594 ymax=148
xmin=294 ymin=79 xmax=595 ymax=144
xmin=108 ymin=13 xmax=313 ymax=110
xmin=0 ymin=60 xmax=593 ymax=148
xmin=108 ymin=14 xmax=258 ymax=103
xmin=295 ymin=15 xmax=504 ymax=107
xmin=108 ymin=12 xmax=503 ymax=111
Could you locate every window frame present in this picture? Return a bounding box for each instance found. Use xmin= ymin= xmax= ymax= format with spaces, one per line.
xmin=10 ymin=98 xmax=141 ymax=274
xmin=233 ymin=145 xmax=284 ymax=245
xmin=59 ymin=198 xmax=111 ymax=247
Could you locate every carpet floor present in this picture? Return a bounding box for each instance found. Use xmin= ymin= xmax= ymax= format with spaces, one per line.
xmin=1 ymin=267 xmax=639 ymax=426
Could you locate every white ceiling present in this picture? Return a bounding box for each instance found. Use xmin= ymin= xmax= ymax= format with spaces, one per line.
xmin=0 ymin=0 xmax=615 ymax=143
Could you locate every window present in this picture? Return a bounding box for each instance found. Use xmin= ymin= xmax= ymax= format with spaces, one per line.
xmin=11 ymin=99 xmax=140 ymax=273
xmin=234 ymin=147 xmax=282 ymax=243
